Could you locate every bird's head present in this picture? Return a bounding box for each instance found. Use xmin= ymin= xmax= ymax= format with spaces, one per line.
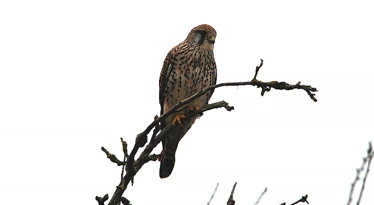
xmin=186 ymin=24 xmax=217 ymax=51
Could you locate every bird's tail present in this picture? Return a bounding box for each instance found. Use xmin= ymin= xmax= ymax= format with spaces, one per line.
xmin=159 ymin=133 xmax=179 ymax=178
xmin=159 ymin=116 xmax=197 ymax=178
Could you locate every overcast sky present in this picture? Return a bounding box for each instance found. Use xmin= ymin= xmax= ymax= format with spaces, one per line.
xmin=1 ymin=1 xmax=373 ymax=205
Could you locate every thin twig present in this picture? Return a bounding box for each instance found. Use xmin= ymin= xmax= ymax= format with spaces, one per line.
xmin=290 ymin=194 xmax=309 ymax=205
xmin=252 ymin=59 xmax=264 ymax=80
xmin=280 ymin=195 xmax=309 ymax=205
xmin=121 ymin=138 xmax=128 ymax=179
xmin=101 ymin=147 xmax=126 ymax=166
xmin=346 ymin=142 xmax=374 ymax=205
xmin=227 ymin=182 xmax=237 ymax=205
xmin=356 ymin=142 xmax=373 ymax=205
xmin=207 ymin=183 xmax=219 ymax=205
xmin=121 ymin=137 xmax=129 ymax=159
xmin=254 ymin=187 xmax=267 ymax=205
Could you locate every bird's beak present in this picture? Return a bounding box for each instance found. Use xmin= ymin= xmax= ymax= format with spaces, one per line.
xmin=209 ymin=36 xmax=215 ymax=44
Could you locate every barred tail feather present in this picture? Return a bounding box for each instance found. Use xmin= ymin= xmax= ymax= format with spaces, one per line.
xmin=159 ymin=118 xmax=196 ymax=178
xmin=160 ymin=134 xmax=179 ymax=178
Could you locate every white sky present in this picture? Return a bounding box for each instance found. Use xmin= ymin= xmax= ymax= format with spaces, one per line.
xmin=1 ymin=1 xmax=373 ymax=205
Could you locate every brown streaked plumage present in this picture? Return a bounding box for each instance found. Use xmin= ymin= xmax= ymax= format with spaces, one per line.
xmin=159 ymin=24 xmax=217 ymax=178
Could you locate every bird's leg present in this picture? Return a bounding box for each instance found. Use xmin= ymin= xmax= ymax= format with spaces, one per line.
xmin=172 ymin=113 xmax=186 ymax=127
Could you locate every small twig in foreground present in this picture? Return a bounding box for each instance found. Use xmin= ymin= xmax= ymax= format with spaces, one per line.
xmin=227 ymin=182 xmax=237 ymax=205
xmin=346 ymin=141 xmax=374 ymax=205
xmin=207 ymin=183 xmax=219 ymax=205
xmin=254 ymin=187 xmax=267 ymax=205
xmin=356 ymin=141 xmax=373 ymax=205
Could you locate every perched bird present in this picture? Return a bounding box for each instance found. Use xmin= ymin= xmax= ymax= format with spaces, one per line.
xmin=159 ymin=24 xmax=217 ymax=178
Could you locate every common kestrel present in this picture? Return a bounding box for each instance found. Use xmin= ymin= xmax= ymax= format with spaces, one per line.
xmin=159 ymin=24 xmax=217 ymax=178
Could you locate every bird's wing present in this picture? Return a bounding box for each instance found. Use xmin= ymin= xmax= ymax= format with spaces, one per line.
xmin=159 ymin=50 xmax=174 ymax=126
xmin=207 ymin=62 xmax=217 ymax=103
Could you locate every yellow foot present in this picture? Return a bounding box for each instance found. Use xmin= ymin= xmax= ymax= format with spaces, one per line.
xmin=172 ymin=113 xmax=186 ymax=127
xmin=190 ymin=106 xmax=200 ymax=111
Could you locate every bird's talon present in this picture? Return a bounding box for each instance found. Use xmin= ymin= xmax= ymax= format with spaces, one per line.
xmin=172 ymin=114 xmax=186 ymax=127
xmin=190 ymin=106 xmax=200 ymax=111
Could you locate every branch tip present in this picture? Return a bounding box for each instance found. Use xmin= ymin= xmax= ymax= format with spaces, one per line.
xmin=253 ymin=59 xmax=264 ymax=80
xmin=347 ymin=141 xmax=374 ymax=205
xmin=227 ymin=182 xmax=237 ymax=205
xmin=101 ymin=146 xmax=125 ymax=166
xmin=254 ymin=187 xmax=268 ymax=205
xmin=290 ymin=194 xmax=309 ymax=205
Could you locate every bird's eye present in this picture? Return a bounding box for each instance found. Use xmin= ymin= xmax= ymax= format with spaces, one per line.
xmin=195 ymin=30 xmax=207 ymax=45
xmin=195 ymin=30 xmax=207 ymax=37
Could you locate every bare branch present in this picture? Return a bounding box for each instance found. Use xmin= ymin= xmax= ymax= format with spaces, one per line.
xmin=101 ymin=147 xmax=126 ymax=166
xmin=121 ymin=137 xmax=129 ymax=159
xmin=280 ymin=194 xmax=309 ymax=205
xmin=253 ymin=187 xmax=267 ymax=205
xmin=252 ymin=59 xmax=264 ymax=80
xmin=150 ymin=115 xmax=161 ymax=142
xmin=356 ymin=142 xmax=373 ymax=205
xmin=346 ymin=141 xmax=374 ymax=205
xmin=120 ymin=138 xmax=128 ymax=178
xmin=290 ymin=194 xmax=309 ymax=205
xmin=99 ymin=60 xmax=318 ymax=204
xmin=227 ymin=182 xmax=237 ymax=205
xmin=207 ymin=183 xmax=219 ymax=205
